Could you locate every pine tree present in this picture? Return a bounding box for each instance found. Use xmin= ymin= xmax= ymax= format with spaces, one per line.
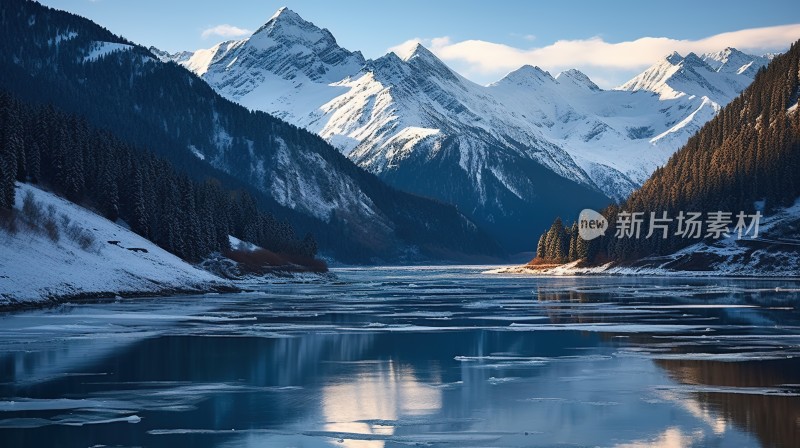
xmin=0 ymin=150 xmax=15 ymax=209
xmin=568 ymin=222 xmax=578 ymax=261
xmin=536 ymin=233 xmax=545 ymax=259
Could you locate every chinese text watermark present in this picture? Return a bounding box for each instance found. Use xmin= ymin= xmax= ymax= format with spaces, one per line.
xmin=578 ymin=209 xmax=761 ymax=241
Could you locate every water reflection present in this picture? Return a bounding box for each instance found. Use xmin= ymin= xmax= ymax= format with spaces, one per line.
xmin=321 ymin=362 xmax=443 ymax=448
xmin=616 ymin=427 xmax=706 ymax=448
xmin=0 ymin=268 xmax=798 ymax=447
xmin=656 ymin=358 xmax=800 ymax=448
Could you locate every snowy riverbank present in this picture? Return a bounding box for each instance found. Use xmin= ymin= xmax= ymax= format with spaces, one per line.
xmin=0 ymin=184 xmax=233 ymax=309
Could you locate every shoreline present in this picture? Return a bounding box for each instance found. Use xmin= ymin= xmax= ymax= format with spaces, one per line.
xmin=0 ymin=268 xmax=337 ymax=314
xmin=0 ymin=283 xmax=242 ymax=314
xmin=484 ymin=261 xmax=800 ymax=279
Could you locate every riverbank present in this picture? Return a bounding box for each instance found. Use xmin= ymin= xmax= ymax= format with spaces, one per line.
xmin=0 ymin=184 xmax=236 ymax=310
xmin=485 ymin=255 xmax=800 ymax=278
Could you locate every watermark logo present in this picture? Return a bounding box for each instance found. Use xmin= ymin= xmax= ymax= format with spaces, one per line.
xmin=578 ymin=209 xmax=608 ymax=241
xmin=577 ymin=209 xmax=761 ymax=241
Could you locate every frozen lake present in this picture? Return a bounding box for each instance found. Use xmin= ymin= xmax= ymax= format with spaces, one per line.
xmin=1 ymin=267 xmax=799 ymax=447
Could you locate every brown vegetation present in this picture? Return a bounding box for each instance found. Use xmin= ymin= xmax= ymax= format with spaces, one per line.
xmin=223 ymin=248 xmax=328 ymax=274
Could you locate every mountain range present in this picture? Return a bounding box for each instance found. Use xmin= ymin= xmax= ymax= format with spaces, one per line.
xmin=0 ymin=0 xmax=501 ymax=262
xmin=154 ymin=7 xmax=773 ymax=250
xmin=527 ymin=40 xmax=800 ymax=276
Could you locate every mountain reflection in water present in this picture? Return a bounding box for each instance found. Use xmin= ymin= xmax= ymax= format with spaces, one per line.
xmin=0 ymin=267 xmax=798 ymax=447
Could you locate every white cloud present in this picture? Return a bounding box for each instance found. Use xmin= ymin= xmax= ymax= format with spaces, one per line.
xmin=388 ymin=24 xmax=800 ymax=88
xmin=201 ymin=24 xmax=252 ymax=39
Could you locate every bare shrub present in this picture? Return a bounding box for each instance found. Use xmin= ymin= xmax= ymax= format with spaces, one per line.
xmin=65 ymin=222 xmax=96 ymax=251
xmin=21 ymin=191 xmax=43 ymax=227
xmin=16 ymin=191 xmax=98 ymax=249
xmin=43 ymin=205 xmax=59 ymax=243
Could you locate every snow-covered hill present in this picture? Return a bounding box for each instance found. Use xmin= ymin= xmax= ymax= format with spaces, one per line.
xmin=0 ymin=184 xmax=229 ymax=307
xmin=157 ymin=7 xmax=770 ymax=251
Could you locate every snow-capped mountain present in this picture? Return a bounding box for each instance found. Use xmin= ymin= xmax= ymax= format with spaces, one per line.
xmin=160 ymin=7 xmax=771 ymax=250
xmin=154 ymin=7 xmax=366 ymax=126
xmin=619 ymin=49 xmax=763 ymax=103
xmin=2 ymin=0 xmax=503 ymax=261
xmin=702 ymin=47 xmax=772 ymax=77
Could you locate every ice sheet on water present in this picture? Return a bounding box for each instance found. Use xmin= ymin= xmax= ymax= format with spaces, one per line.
xmin=38 ymin=313 xmax=257 ymax=322
xmin=455 ymin=354 xmax=613 ymax=369
xmin=0 ymin=398 xmax=127 ymax=412
xmin=377 ymin=311 xmax=455 ymax=318
xmin=429 ymin=380 xmax=464 ymax=389
xmin=507 ymin=323 xmax=709 ymax=333
xmin=487 ymin=376 xmax=522 ymax=385
xmin=518 ymin=397 xmax=567 ymax=403
xmin=354 ymin=416 xmax=481 ymax=427
xmin=631 ymin=304 xmax=758 ymax=309
xmin=149 ymin=427 xmax=511 ymax=445
xmin=339 ymin=324 xmax=478 ymax=332
xmin=0 ymin=401 xmax=141 ymax=428
xmin=0 ymin=418 xmax=55 ymax=428
xmin=57 ymin=414 xmax=141 ymax=426
xmin=300 ymin=429 xmax=510 ymax=444
xmin=652 ymin=351 xmax=800 ymax=362
xmin=468 ymin=315 xmax=549 ymax=321
xmin=615 ymin=347 xmax=800 ymax=361
xmin=655 ymin=384 xmax=800 ymax=397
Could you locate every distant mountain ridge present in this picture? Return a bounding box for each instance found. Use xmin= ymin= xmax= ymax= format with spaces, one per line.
xmin=160 ymin=7 xmax=774 ymax=251
xmin=529 ymin=40 xmax=800 ymax=275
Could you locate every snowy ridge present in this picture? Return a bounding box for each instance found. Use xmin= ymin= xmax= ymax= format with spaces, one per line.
xmin=0 ymin=184 xmax=229 ymax=306
xmin=170 ymin=8 xmax=771 ymax=207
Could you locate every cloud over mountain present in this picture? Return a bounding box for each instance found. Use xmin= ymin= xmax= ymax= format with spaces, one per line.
xmin=201 ymin=24 xmax=252 ymax=39
xmin=389 ymin=23 xmax=800 ymax=87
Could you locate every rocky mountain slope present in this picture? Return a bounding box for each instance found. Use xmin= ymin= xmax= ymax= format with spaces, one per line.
xmin=162 ymin=7 xmax=771 ymax=250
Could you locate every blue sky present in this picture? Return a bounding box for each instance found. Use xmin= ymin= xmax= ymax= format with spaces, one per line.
xmin=39 ymin=0 xmax=800 ymax=87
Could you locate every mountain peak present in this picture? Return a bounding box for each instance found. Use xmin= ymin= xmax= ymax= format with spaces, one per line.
xmin=682 ymin=52 xmax=711 ymax=70
xmin=251 ymin=6 xmax=330 ymax=44
xmin=702 ymin=47 xmax=769 ymax=75
xmin=492 ymin=64 xmax=555 ymax=88
xmin=556 ymin=69 xmax=601 ymax=91
xmin=183 ymin=5 xmax=364 ymax=84
xmin=245 ymin=7 xmax=364 ymax=65
xmin=665 ymin=51 xmax=683 ymax=65
xmin=702 ymin=47 xmax=747 ymax=60
xmin=267 ymin=6 xmax=303 ymax=24
xmin=392 ymin=42 xmax=436 ymax=62
xmin=408 ymin=43 xmax=438 ymax=60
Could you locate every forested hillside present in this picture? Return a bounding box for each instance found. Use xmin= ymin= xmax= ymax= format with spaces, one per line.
xmin=535 ymin=40 xmax=800 ymax=266
xmin=0 ymin=91 xmax=316 ymax=262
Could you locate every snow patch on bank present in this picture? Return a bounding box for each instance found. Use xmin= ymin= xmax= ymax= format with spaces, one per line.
xmin=0 ymin=183 xmax=229 ymax=306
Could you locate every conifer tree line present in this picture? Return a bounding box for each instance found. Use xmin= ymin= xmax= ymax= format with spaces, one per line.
xmin=535 ymin=40 xmax=800 ymax=264
xmin=535 ymin=218 xmax=593 ymax=263
xmin=0 ymin=91 xmax=318 ymax=261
